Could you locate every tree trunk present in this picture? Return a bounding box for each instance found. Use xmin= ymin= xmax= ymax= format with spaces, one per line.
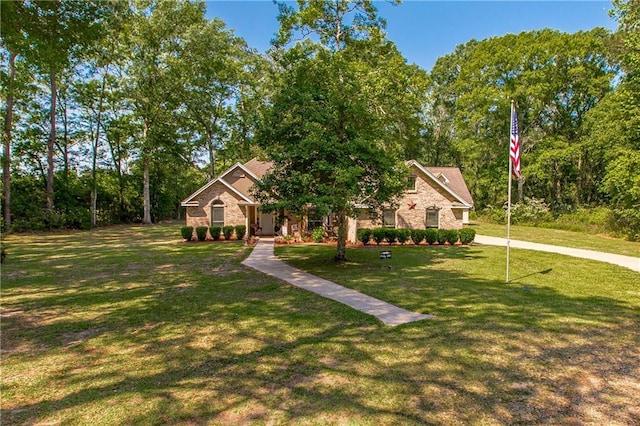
xmin=2 ymin=52 xmax=16 ymax=228
xmin=91 ymin=75 xmax=107 ymax=227
xmin=59 ymin=99 xmax=70 ymax=213
xmin=46 ymin=69 xmax=57 ymax=210
xmin=517 ymin=176 xmax=523 ymax=202
xmin=335 ymin=210 xmax=348 ymax=262
xmin=143 ymin=154 xmax=151 ymax=224
xmin=208 ymin=133 xmax=216 ymax=178
xmin=142 ymin=121 xmax=152 ymax=224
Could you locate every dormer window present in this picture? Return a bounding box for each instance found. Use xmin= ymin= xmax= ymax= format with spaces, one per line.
xmin=437 ymin=173 xmax=449 ymax=184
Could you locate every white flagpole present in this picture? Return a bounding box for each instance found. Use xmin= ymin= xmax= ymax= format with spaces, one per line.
xmin=506 ymin=100 xmax=514 ymax=283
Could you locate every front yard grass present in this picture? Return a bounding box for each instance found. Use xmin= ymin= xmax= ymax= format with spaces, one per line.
xmin=2 ymin=223 xmax=639 ymax=424
xmin=472 ymin=221 xmax=640 ymax=257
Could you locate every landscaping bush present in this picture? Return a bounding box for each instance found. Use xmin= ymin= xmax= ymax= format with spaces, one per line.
xmin=425 ymin=228 xmax=438 ymax=244
xmin=411 ymin=229 xmax=425 ymax=245
xmin=234 ymin=225 xmax=246 ymax=240
xmin=459 ymin=228 xmax=476 ymax=244
xmin=222 ymin=225 xmax=234 ymax=240
xmin=396 ymin=229 xmax=411 ymax=245
xmin=181 ymin=226 xmax=194 ymax=241
xmin=311 ymin=227 xmax=325 ymax=243
xmin=436 ymin=229 xmax=448 ymax=245
xmin=357 ymin=228 xmax=373 ymax=245
xmin=372 ymin=228 xmax=386 ymax=245
xmin=384 ymin=228 xmax=397 ymax=244
xmin=446 ymin=229 xmax=459 ymax=245
xmin=209 ymin=226 xmax=221 ymax=241
xmin=195 ymin=226 xmax=208 ymax=241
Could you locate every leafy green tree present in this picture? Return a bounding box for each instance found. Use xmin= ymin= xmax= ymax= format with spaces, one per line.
xmin=17 ymin=0 xmax=111 ymax=210
xmin=179 ymin=18 xmax=260 ymax=178
xmin=0 ymin=0 xmax=29 ymax=228
xmin=610 ymin=0 xmax=640 ymax=78
xmin=256 ymin=1 xmax=422 ymax=261
xmin=428 ymin=29 xmax=616 ymax=210
xmin=124 ymin=0 xmax=205 ymax=224
xmin=587 ymin=0 xmax=640 ymax=236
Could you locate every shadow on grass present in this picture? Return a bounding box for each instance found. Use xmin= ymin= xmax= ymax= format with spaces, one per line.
xmin=2 ymin=227 xmax=639 ymax=424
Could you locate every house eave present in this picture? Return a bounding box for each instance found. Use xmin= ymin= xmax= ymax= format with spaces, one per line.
xmin=407 ymin=160 xmax=472 ymax=207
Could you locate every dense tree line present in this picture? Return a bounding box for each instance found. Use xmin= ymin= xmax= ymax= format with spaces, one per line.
xmin=1 ymin=0 xmax=266 ymax=230
xmin=1 ymin=0 xmax=638 ymax=236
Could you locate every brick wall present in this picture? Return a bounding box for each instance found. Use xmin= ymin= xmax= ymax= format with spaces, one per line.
xmin=185 ymin=181 xmax=247 ymax=228
xmin=350 ymin=168 xmax=465 ymax=241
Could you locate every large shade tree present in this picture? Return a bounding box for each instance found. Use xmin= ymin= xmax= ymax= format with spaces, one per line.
xmin=585 ymin=0 xmax=640 ymax=236
xmin=428 ymin=28 xmax=617 ymax=210
xmin=124 ymin=0 xmax=206 ymax=224
xmin=255 ymin=0 xmax=427 ymax=261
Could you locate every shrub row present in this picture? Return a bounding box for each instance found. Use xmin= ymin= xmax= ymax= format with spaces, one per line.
xmin=181 ymin=225 xmax=246 ymax=241
xmin=357 ymin=227 xmax=476 ymax=246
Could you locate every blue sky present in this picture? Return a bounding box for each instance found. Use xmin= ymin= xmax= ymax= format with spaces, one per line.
xmin=205 ymin=1 xmax=616 ymax=71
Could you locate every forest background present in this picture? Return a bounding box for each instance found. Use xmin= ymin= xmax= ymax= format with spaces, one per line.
xmin=1 ymin=0 xmax=638 ymax=238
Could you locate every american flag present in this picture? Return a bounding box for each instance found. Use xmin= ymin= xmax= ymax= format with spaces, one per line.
xmin=510 ymin=104 xmax=521 ymax=179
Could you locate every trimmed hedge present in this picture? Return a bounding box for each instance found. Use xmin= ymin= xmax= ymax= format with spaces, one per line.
xmin=195 ymin=226 xmax=208 ymax=241
xmin=362 ymin=227 xmax=466 ymax=246
xmin=384 ymin=228 xmax=397 ymax=244
xmin=445 ymin=229 xmax=459 ymax=245
xmin=372 ymin=228 xmax=386 ymax=245
xmin=234 ymin=225 xmax=246 ymax=240
xmin=411 ymin=229 xmax=425 ymax=245
xmin=357 ymin=228 xmax=373 ymax=245
xmin=459 ymin=228 xmax=476 ymax=244
xmin=396 ymin=229 xmax=411 ymax=245
xmin=437 ymin=229 xmax=458 ymax=245
xmin=425 ymin=228 xmax=438 ymax=245
xmin=209 ymin=226 xmax=221 ymax=241
xmin=181 ymin=226 xmax=193 ymax=241
xmin=222 ymin=225 xmax=234 ymax=240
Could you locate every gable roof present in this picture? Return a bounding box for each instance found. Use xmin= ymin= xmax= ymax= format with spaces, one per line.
xmin=407 ymin=160 xmax=474 ymax=207
xmin=181 ymin=163 xmax=255 ymax=207
xmin=424 ymin=166 xmax=474 ymax=206
xmin=243 ymin=158 xmax=272 ymax=179
xmin=182 ymin=158 xmax=473 ymax=208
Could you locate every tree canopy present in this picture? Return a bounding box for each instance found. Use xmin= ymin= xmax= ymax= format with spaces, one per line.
xmin=255 ymin=0 xmax=426 ymax=260
xmin=1 ymin=0 xmax=638 ymax=238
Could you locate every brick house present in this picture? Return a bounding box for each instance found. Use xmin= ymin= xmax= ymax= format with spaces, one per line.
xmin=181 ymin=159 xmax=473 ymax=242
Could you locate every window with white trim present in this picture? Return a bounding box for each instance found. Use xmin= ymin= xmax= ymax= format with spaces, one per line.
xmin=426 ymin=209 xmax=439 ymax=228
xmin=383 ymin=209 xmax=396 ymax=228
xmin=407 ymin=175 xmax=417 ymax=192
xmin=211 ymin=200 xmax=224 ymax=227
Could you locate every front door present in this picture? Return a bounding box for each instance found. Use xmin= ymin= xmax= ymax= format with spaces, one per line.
xmin=260 ymin=212 xmax=274 ymax=235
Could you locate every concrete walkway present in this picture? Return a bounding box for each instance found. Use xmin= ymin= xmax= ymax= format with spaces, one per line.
xmin=475 ymin=235 xmax=640 ymax=273
xmin=242 ymin=238 xmax=434 ymax=326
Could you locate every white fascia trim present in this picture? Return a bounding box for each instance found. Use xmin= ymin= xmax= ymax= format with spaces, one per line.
xmin=219 ymin=162 xmax=261 ymax=182
xmin=180 ymin=177 xmax=254 ymax=206
xmin=181 ymin=179 xmax=219 ymax=206
xmin=181 ymin=163 xmax=261 ymax=206
xmin=407 ymin=160 xmax=472 ymax=208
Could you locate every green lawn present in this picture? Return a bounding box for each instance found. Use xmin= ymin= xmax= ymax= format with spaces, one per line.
xmin=472 ymin=220 xmax=640 ymax=257
xmin=2 ymin=224 xmax=639 ymax=424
